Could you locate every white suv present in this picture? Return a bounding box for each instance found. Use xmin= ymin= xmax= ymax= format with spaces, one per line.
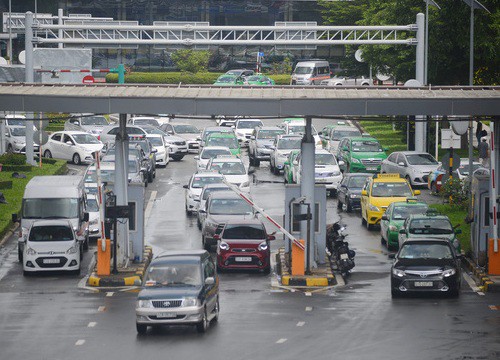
xmin=233 ymin=119 xmax=263 ymax=146
xmin=183 ymin=171 xmax=225 ymax=215
xmin=296 ymin=149 xmax=343 ymax=197
xmin=206 ymin=156 xmax=253 ymax=192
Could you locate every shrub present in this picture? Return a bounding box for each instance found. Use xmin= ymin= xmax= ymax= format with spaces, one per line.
xmin=0 ymin=153 xmax=26 ymax=165
xmin=170 ymin=50 xmax=211 ymax=73
xmin=440 ymin=177 xmax=470 ymax=210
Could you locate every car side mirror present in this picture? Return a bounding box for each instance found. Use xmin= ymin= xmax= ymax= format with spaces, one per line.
xmin=414 ymin=190 xmax=421 ymax=195
xmin=151 ymin=148 xmax=158 ymax=154
xmin=183 ymin=185 xmax=189 ymax=189
xmin=399 ymin=229 xmax=405 ymax=234
xmin=66 ymin=141 xmax=73 ymax=145
xmin=398 ymin=162 xmax=406 ymax=167
xmin=338 ymin=160 xmax=345 ymax=166
xmin=381 ymin=214 xmax=388 ymax=221
xmin=205 ymin=277 xmax=216 ymax=285
xmin=361 ymin=190 xmax=367 ymax=196
xmin=12 ymin=213 xmax=18 ymax=223
xmin=83 ymin=212 xmax=89 ymax=222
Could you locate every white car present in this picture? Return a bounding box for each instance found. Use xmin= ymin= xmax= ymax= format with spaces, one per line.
xmin=22 ymin=220 xmax=82 ymax=275
xmin=381 ymin=151 xmax=440 ymax=186
xmin=139 ymin=125 xmax=188 ymax=161
xmin=206 ymin=156 xmax=252 ymax=192
xmin=324 ymin=125 xmax=362 ymax=154
xmin=279 ymin=119 xmax=322 ymax=149
xmin=4 ymin=114 xmax=26 ymax=126
xmin=196 ymin=184 xmax=231 ymax=229
xmin=127 ymin=116 xmax=161 ymax=128
xmin=269 ymin=134 xmax=302 ymax=175
xmin=195 ymin=146 xmax=232 ymax=170
xmin=85 ymin=194 xmax=102 ymax=241
xmin=5 ymin=126 xmax=40 ymax=154
xmin=233 ymin=118 xmax=264 ymax=146
xmin=146 ymin=134 xmax=170 ymax=167
xmin=98 ymin=125 xmax=148 ymax=145
xmin=43 ymin=131 xmax=103 ymax=165
xmin=160 ymin=123 xmax=201 ymax=152
xmin=296 ymin=149 xmax=343 ymax=196
xmin=183 ymin=171 xmax=226 ymax=215
xmin=64 ymin=114 xmax=110 ymax=135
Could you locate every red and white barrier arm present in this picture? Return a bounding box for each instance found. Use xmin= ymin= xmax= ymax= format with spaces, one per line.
xmin=490 ymin=122 xmax=498 ymax=253
xmin=36 ymin=69 xmax=112 ymax=73
xmin=222 ymin=180 xmax=305 ymax=251
xmin=95 ymin=151 xmax=107 ymax=252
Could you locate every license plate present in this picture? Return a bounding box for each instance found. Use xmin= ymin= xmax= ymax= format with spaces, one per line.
xmin=414 ymin=281 xmax=433 ymax=287
xmin=235 ymin=257 xmax=252 ymax=262
xmin=43 ymin=258 xmax=60 ymax=264
xmin=316 ymin=178 xmax=327 ymax=182
xmin=156 ymin=313 xmax=177 ymax=319
xmin=366 ymin=167 xmax=377 ymax=171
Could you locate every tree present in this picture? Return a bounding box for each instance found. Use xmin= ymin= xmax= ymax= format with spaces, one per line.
xmin=170 ymin=49 xmax=211 ymax=73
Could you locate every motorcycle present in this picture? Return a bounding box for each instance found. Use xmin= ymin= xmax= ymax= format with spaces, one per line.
xmin=326 ymin=222 xmax=356 ymax=277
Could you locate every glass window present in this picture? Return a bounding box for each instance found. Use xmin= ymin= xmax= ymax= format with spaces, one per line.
xmin=202 ymin=187 xmax=229 ymax=200
xmin=277 ymin=138 xmax=301 ymax=149
xmin=371 ymin=182 xmax=413 ymax=197
xmin=81 ymin=116 xmax=108 ymax=126
xmin=210 ymin=162 xmax=246 ymax=175
xmin=399 ymin=243 xmax=453 ymax=259
xmin=223 ymin=225 xmax=266 ymax=239
xmin=144 ymin=264 xmax=202 ymax=286
xmin=294 ymin=66 xmax=314 ymax=75
xmin=406 ymin=154 xmax=438 ymax=165
xmin=257 ymin=129 xmax=284 ymax=139
xmin=331 ymin=129 xmax=361 ymax=140
xmin=409 ymin=219 xmax=453 ymax=235
xmin=86 ymin=198 xmax=99 ymax=212
xmin=209 ymin=199 xmax=253 ymax=215
xmin=352 ymin=141 xmax=383 ymax=152
xmin=173 ymin=124 xmax=200 ymax=134
xmin=72 ymin=134 xmax=100 ymax=144
xmin=22 ymin=198 xmax=79 ymax=219
xmin=392 ymin=205 xmax=429 ymax=220
xmin=51 ymin=133 xmax=62 ymax=142
xmin=191 ymin=176 xmax=224 ymax=188
xmin=348 ymin=176 xmax=369 ymax=188
xmin=237 ymin=120 xmax=263 ymax=129
xmin=29 ymin=225 xmax=74 ymax=242
xmin=315 ymin=153 xmax=336 ymax=165
xmin=10 ymin=127 xmax=26 ymax=137
xmin=201 ymin=148 xmax=231 ymax=159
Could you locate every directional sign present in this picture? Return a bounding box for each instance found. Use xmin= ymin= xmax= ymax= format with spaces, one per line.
xmin=33 ymin=130 xmax=49 ymax=146
xmin=82 ymin=75 xmax=95 ymax=84
xmin=441 ymin=152 xmax=460 ymax=172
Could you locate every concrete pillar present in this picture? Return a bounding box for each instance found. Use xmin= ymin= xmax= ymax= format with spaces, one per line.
xmin=24 ymin=12 xmax=36 ymax=166
xmin=300 ymin=116 xmax=316 ymax=271
xmin=115 ymin=114 xmax=130 ymax=265
xmin=58 ymin=9 xmax=63 ymax=49
xmin=0 ymin=113 xmax=5 ymax=154
xmin=415 ymin=13 xmax=426 ymax=152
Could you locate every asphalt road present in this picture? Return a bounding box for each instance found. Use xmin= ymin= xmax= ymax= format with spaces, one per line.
xmin=0 ymin=118 xmax=499 ymax=360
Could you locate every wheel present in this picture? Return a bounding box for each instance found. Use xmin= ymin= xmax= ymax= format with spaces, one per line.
xmin=346 ymin=200 xmax=353 ymax=213
xmin=212 ymin=298 xmax=220 ymax=323
xmin=262 ymin=265 xmax=271 ymax=275
xmin=196 ymin=308 xmax=209 ymax=333
xmin=249 ymin=156 xmax=255 ymax=166
xmin=44 ymin=150 xmax=52 ymax=158
xmin=273 ymin=166 xmax=280 ymax=175
xmin=72 ymin=153 xmax=81 ymax=165
xmin=148 ymin=171 xmax=154 ymax=183
xmin=361 ymin=216 xmax=367 ymax=226
xmin=197 ymin=219 xmax=202 ymax=230
xmin=381 ymin=236 xmax=387 ymax=245
xmin=284 ymin=176 xmax=288 ymax=184
xmin=172 ymin=155 xmax=184 ymax=161
xmin=83 ymin=233 xmax=89 ymax=251
xmin=270 ymin=161 xmax=275 ymax=173
xmin=366 ymin=220 xmax=373 ymax=231
xmin=136 ymin=323 xmax=148 ymax=335
xmin=186 ymin=206 xmax=192 ymax=216
xmin=337 ymin=198 xmax=343 ymax=209
xmin=449 ymin=288 xmax=460 ymax=298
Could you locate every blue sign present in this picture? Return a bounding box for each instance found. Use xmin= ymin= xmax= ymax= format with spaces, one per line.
xmin=258 ymin=52 xmax=264 ymax=57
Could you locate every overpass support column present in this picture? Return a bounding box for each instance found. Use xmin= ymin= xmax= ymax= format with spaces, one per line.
xmin=24 ymin=12 xmax=36 ymax=166
xmin=300 ymin=116 xmax=316 ymax=272
xmin=114 ymin=114 xmax=130 ymax=266
xmin=415 ymin=13 xmax=426 ymax=152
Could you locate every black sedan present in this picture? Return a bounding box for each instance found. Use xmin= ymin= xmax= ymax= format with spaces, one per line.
xmin=391 ymin=238 xmax=462 ymax=298
xmin=337 ymin=173 xmax=371 ymax=212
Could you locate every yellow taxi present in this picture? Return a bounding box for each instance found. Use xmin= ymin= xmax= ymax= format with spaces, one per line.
xmin=360 ymin=173 xmax=420 ymax=230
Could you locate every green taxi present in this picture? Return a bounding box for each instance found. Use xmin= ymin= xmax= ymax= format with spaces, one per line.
xmin=244 ymin=74 xmax=275 ymax=86
xmin=337 ymin=136 xmax=388 ymax=173
xmin=205 ymin=133 xmax=241 ymax=156
xmin=283 ymin=150 xmax=300 ymax=184
xmin=380 ymin=199 xmax=428 ymax=251
xmin=214 ymin=74 xmax=244 ymax=86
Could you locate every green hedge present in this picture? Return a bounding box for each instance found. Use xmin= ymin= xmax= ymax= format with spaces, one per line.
xmin=0 ymin=153 xmax=26 ymax=165
xmin=1 ymin=165 xmax=33 ymax=172
xmin=0 ymin=181 xmax=13 ymax=189
xmin=106 ymin=72 xmax=292 ymax=85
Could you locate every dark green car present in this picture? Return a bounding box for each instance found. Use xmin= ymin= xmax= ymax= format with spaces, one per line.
xmin=244 ymin=74 xmax=275 ymax=86
xmin=380 ymin=199 xmax=428 ymax=251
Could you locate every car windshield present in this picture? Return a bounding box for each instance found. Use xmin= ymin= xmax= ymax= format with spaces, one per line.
xmin=174 ymin=125 xmax=199 ymax=134
xmin=278 ymin=138 xmax=302 ymax=150
xmin=10 ymin=127 xmax=26 ymax=136
xmin=223 ymin=225 xmax=266 ymax=239
xmin=257 ymin=129 xmax=285 ymax=139
xmin=210 ymin=162 xmax=246 ymax=175
xmin=207 ymin=136 xmax=238 ymax=149
xmin=192 ymin=176 xmax=223 ymax=188
xmin=105 ymin=147 xmax=142 ymax=159
xmin=288 ymin=125 xmax=306 ymax=135
xmin=86 ymin=198 xmax=99 ymax=212
xmin=406 ymin=154 xmax=438 ymax=165
xmin=392 ymin=205 xmax=429 ymax=220
xmin=201 ymin=149 xmax=231 ymax=159
xmin=371 ymin=182 xmax=413 ymax=197
xmin=332 ymin=129 xmax=361 ymax=140
xmin=22 ymin=198 xmax=79 ymax=219
xmin=81 ymin=116 xmax=108 ymax=126
xmin=72 ymin=134 xmax=100 ymax=144
xmin=458 ymin=163 xmax=482 ymax=176
xmin=142 ymin=127 xmax=165 ymax=136
xmin=29 ymin=225 xmax=74 ymax=242
xmin=7 ymin=119 xmax=24 ymax=126
xmin=237 ymin=120 xmax=263 ymax=129
xmin=202 ymin=187 xmax=229 ymax=200
xmin=217 ymin=76 xmax=237 ymax=83
xmin=134 ymin=119 xmax=159 ymax=127
xmin=398 ymin=243 xmax=453 ymax=259
xmin=294 ymin=66 xmax=313 ymax=75
xmin=144 ymin=264 xmax=202 ymax=287
xmin=352 ymin=141 xmax=383 ymax=152
xmin=209 ymin=199 xmax=253 ymax=215
xmin=347 ymin=176 xmax=368 ymax=188
xmin=315 ymin=153 xmax=336 ymax=165
xmin=147 ymin=137 xmax=163 ymax=146
xmin=409 ymin=219 xmax=454 ymax=235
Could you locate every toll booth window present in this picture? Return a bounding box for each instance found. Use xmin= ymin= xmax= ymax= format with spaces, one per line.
xmin=128 ymin=202 xmax=136 ymax=231
xmin=484 ymin=197 xmax=490 ymax=227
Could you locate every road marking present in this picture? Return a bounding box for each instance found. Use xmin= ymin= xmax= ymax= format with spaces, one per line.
xmin=145 ymin=190 xmax=157 ymax=225
xmin=276 ymin=338 xmax=288 ymax=344
xmin=98 ymin=306 xmax=106 ymax=312
xmin=75 ymin=340 xmax=85 ymax=346
xmin=305 ymin=306 xmax=312 ymax=312
xmin=87 ymin=322 xmax=97 ymax=328
xmin=462 ymin=271 xmax=484 ymax=295
xmin=106 ymin=292 xmax=114 ymax=297
xmin=296 ymin=321 xmax=305 ymax=327
xmin=489 ymin=305 xmax=499 ymax=311
xmin=305 ymin=292 xmax=312 ymax=297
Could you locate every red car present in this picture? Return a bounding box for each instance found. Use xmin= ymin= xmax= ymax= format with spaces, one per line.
xmin=215 ymin=219 xmax=275 ymax=274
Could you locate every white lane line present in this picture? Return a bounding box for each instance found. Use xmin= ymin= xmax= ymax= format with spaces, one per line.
xmin=305 ymin=292 xmax=312 ymax=297
xmin=75 ymin=340 xmax=86 ymax=346
xmin=276 ymin=338 xmax=288 ymax=344
xmin=296 ymin=321 xmax=305 ymax=327
xmin=144 ymin=190 xmax=157 ymax=225
xmin=98 ymin=306 xmax=106 ymax=312
xmin=106 ymin=292 xmax=114 ymax=297
xmin=305 ymin=306 xmax=312 ymax=312
xmin=88 ymin=322 xmax=97 ymax=328
xmin=462 ymin=272 xmax=485 ymax=295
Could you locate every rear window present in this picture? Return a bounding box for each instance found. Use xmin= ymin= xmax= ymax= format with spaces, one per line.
xmin=398 ymin=243 xmax=453 ymax=259
xmin=392 ymin=205 xmax=429 ymax=220
xmin=223 ymin=225 xmax=266 ymax=239
xmin=352 ymin=141 xmax=383 ymax=152
xmin=209 ymin=199 xmax=253 ymax=215
xmin=29 ymin=225 xmax=74 ymax=242
xmin=278 ymin=138 xmax=302 ymax=149
xmin=192 ymin=176 xmax=223 ymax=188
xmin=409 ymin=219 xmax=453 ymax=235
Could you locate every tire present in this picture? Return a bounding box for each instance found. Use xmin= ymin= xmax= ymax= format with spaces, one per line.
xmin=83 ymin=233 xmax=89 ymax=251
xmin=273 ymin=166 xmax=280 ymax=175
xmin=346 ymin=200 xmax=353 ymax=213
xmin=136 ymin=323 xmax=148 ymax=335
xmin=381 ymin=236 xmax=387 ymax=245
xmin=72 ymin=153 xmax=81 ymax=165
xmin=449 ymin=288 xmax=460 ymax=298
xmin=44 ymin=150 xmax=52 ymax=158
xmin=212 ymin=298 xmax=220 ymax=323
xmin=18 ymin=244 xmax=23 ymax=263
xmin=7 ymin=144 xmax=13 ymax=153
xmin=263 ymin=265 xmax=271 ymax=275
xmin=249 ymin=156 xmax=255 ymax=166
xmin=197 ymin=219 xmax=202 ymax=230
xmin=366 ymin=221 xmax=373 ymax=231
xmin=186 ymin=206 xmax=192 ymax=216
xmin=172 ymin=155 xmax=184 ymax=161
xmin=391 ymin=288 xmax=401 ymax=298
xmin=361 ymin=216 xmax=367 ymax=226
xmin=270 ymin=161 xmax=275 ymax=173
xmin=148 ymin=171 xmax=154 ymax=183
xmin=196 ymin=308 xmax=209 ymax=333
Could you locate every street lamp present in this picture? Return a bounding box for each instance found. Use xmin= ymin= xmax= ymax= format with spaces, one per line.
xmin=423 ymin=0 xmax=440 ymax=85
xmin=462 ymin=0 xmax=490 ymax=86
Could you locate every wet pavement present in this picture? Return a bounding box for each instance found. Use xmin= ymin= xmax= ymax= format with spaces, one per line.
xmin=0 ymin=117 xmax=499 ymax=359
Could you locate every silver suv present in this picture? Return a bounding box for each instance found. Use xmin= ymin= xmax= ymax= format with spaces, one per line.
xmin=269 ymin=134 xmax=302 ymax=175
xmin=248 ymin=126 xmax=285 ymax=166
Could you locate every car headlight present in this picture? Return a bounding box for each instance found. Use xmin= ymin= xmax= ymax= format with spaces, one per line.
xmin=219 ymin=241 xmax=229 ymax=250
xmin=368 ymin=204 xmax=380 ymax=212
xmin=136 ymin=299 xmax=153 ymax=309
xmin=392 ymin=268 xmax=405 ymax=277
xmin=26 ymin=246 xmax=37 ymax=255
xmin=182 ymin=297 xmax=200 ymax=307
xmin=258 ymin=241 xmax=269 ymax=251
xmin=66 ymin=244 xmax=79 ymax=254
xmin=349 ymin=194 xmax=358 ymax=199
xmin=389 ymin=225 xmax=398 ymax=231
xmin=332 ymin=171 xmax=341 ymax=176
xmin=442 ymin=268 xmax=456 ymax=277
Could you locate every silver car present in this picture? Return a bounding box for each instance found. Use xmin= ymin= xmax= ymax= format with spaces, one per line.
xmin=381 ymin=151 xmax=439 ymax=186
xmin=269 ymin=134 xmax=302 ymax=175
xmin=5 ymin=126 xmax=40 ymax=154
xmin=64 ymin=114 xmax=110 ymax=136
xmin=248 ymin=126 xmax=285 ymax=166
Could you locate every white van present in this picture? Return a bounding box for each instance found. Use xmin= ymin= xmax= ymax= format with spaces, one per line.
xmin=14 ymin=176 xmax=89 ymax=262
xmin=291 ymin=60 xmax=330 ymax=85
xmin=22 ymin=220 xmax=82 ymax=275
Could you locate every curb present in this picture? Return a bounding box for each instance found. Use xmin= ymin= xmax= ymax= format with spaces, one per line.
xmin=462 ymin=256 xmax=499 ymax=292
xmin=87 ymin=245 xmax=153 ymax=288
xmin=277 ymin=248 xmax=337 ymax=287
